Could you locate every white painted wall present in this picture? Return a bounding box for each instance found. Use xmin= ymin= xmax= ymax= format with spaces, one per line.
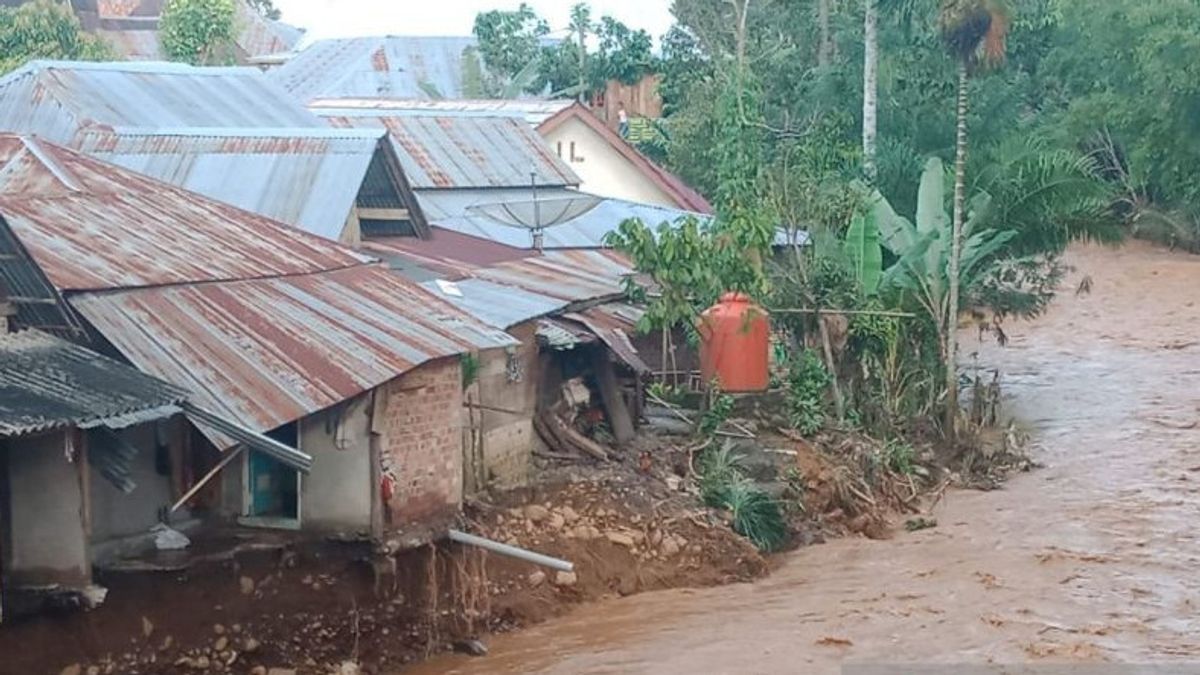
xmin=299 ymin=395 xmax=373 ymax=533
xmin=4 ymin=431 xmax=90 ymax=585
xmin=541 ymin=116 xmax=679 ymax=208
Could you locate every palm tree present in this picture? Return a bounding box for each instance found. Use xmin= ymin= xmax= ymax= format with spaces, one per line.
xmin=863 ymin=0 xmax=879 ymax=182
xmin=938 ymin=0 xmax=1010 ymax=438
xmin=569 ymin=3 xmax=592 ymax=103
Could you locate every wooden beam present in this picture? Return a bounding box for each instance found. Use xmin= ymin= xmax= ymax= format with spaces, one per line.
xmin=357 ymin=207 xmax=411 ymax=221
xmin=592 ymin=349 xmax=635 ymax=446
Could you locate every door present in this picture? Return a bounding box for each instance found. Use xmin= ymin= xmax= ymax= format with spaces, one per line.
xmin=241 ymin=423 xmax=300 ymax=527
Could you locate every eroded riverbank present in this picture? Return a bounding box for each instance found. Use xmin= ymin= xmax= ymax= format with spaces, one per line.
xmin=410 ymin=241 xmax=1200 ymax=674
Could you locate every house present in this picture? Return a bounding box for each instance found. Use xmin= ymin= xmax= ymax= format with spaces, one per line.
xmin=538 ymin=102 xmax=712 ymax=213
xmin=0 ymin=61 xmax=425 ymax=244
xmin=0 ymin=135 xmax=516 ymax=557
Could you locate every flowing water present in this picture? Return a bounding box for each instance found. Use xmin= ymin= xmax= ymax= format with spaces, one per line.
xmin=412 ymin=242 xmax=1200 ymax=674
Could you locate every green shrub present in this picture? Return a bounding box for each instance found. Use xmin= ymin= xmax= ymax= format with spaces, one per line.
xmin=697 ymin=443 xmax=789 ymax=552
xmin=787 ymin=350 xmax=830 ymax=436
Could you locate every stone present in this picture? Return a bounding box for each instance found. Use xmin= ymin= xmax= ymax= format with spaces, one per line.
xmin=547 ymin=512 xmax=566 ymax=531
xmin=159 ymin=635 xmax=174 ymax=651
xmin=231 ymin=624 xmax=242 ymax=634
xmin=250 ymin=668 xmax=267 ymax=675
xmin=214 ymin=637 xmax=228 ymax=652
xmin=661 ymin=538 xmax=681 ymax=557
xmin=266 ymin=669 xmax=296 ymax=675
xmin=452 ymin=639 xmax=489 ymax=657
xmin=239 ymin=576 xmax=255 ymax=595
xmin=558 ymin=506 xmax=580 ymax=523
xmin=212 ymin=624 xmax=226 ymax=635
xmin=665 ymin=475 xmax=682 ymax=491
xmin=528 ymin=570 xmax=547 ymax=587
xmin=554 ymin=570 xmax=578 ymax=587
xmin=630 ymin=530 xmax=646 ymax=545
xmin=86 ymin=667 xmax=100 ymax=675
xmin=192 ymin=656 xmax=210 ymax=670
xmin=141 ymin=616 xmax=154 ymax=638
xmin=242 ymin=638 xmax=261 ymax=653
xmin=604 ymin=531 xmax=635 ymax=548
xmin=336 ymin=662 xmax=360 ymax=675
xmin=649 ymin=529 xmax=663 ymax=546
xmin=223 ymin=651 xmax=238 ymax=666
xmin=59 ymin=665 xmax=82 ymax=675
xmin=524 ymin=504 xmax=550 ymax=522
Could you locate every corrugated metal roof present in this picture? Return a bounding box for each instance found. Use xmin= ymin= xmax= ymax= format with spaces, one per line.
xmin=475 ymin=250 xmax=631 ymax=303
xmin=420 ymin=277 xmax=568 ymax=330
xmin=0 ymin=136 xmax=368 ymax=292
xmin=310 ymin=98 xmax=575 ymax=126
xmin=362 ymin=228 xmax=533 ymax=281
xmin=318 ymin=108 xmax=578 ymax=189
xmin=73 ymin=128 xmax=392 ymax=240
xmin=269 ymin=36 xmax=487 ymax=102
xmin=71 ymin=265 xmax=516 ymax=437
xmin=417 ymin=188 xmax=706 ymax=249
xmin=563 ymin=303 xmax=651 ymax=374
xmin=0 ymin=329 xmax=186 ymax=437
xmin=0 ymin=60 xmax=325 ymax=139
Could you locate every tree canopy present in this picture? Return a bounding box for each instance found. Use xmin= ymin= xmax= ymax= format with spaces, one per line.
xmin=0 ymin=0 xmax=112 ymax=74
xmin=160 ymin=0 xmax=237 ymax=66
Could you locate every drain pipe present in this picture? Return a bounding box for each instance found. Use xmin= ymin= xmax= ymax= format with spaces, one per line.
xmin=448 ymin=529 xmax=574 ymax=572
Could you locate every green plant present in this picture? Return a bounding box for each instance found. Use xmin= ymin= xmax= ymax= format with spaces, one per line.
xmin=721 ymin=476 xmax=788 ymax=552
xmin=883 ymin=439 xmax=917 ymax=475
xmin=786 ymin=350 xmax=831 ymax=436
xmin=844 ymin=207 xmax=884 ymax=295
xmin=160 ymin=0 xmax=236 ymax=65
xmin=697 ymin=442 xmax=745 ymax=505
xmin=0 ymin=0 xmax=113 ymax=74
xmin=460 ymin=353 xmax=480 ymax=389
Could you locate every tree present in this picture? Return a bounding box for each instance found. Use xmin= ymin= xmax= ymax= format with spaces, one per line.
xmin=246 ymin=0 xmax=281 ymax=21
xmin=937 ymin=0 xmax=1009 ymax=437
xmin=569 ymin=3 xmax=591 ymax=101
xmin=160 ymin=0 xmax=237 ymax=65
xmin=0 ymin=0 xmax=112 ymax=74
xmin=473 ymin=2 xmax=549 ymax=92
xmin=862 ymin=0 xmax=879 ymax=181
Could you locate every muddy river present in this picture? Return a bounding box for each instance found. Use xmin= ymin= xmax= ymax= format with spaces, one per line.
xmin=413 ymin=242 xmax=1200 ymax=674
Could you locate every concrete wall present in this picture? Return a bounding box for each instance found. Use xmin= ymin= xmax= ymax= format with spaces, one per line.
xmin=300 ymin=394 xmax=372 ymax=534
xmin=4 ymin=431 xmax=90 ymax=586
xmin=542 ymin=116 xmax=679 ymax=209
xmin=88 ymin=422 xmax=174 ymax=545
xmin=380 ymin=357 xmax=463 ymax=527
xmin=468 ymin=325 xmax=541 ymax=489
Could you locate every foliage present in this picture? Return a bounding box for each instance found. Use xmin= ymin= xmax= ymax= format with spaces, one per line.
xmin=472 ymin=2 xmax=548 ymax=93
xmin=697 ymin=443 xmax=788 ymax=551
xmin=460 ymin=353 xmax=480 ymax=389
xmin=698 ymin=388 xmax=735 ymax=438
xmin=786 ymin=351 xmax=831 ymax=436
xmin=844 ymin=207 xmax=884 ymax=295
xmin=882 ymin=438 xmax=917 ymax=475
xmin=160 ymin=0 xmax=236 ymax=65
xmin=246 ymin=0 xmax=280 ymax=21
xmin=0 ymin=0 xmax=112 ymax=74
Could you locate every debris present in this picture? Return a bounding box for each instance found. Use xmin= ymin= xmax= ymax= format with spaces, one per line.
xmin=242 ymin=638 xmax=261 ymax=653
xmin=904 ymin=517 xmax=938 ymax=532
xmin=150 ymin=523 xmax=190 ymax=551
xmin=815 ymin=636 xmax=854 ymax=647
xmin=335 ymin=662 xmax=361 ymax=675
xmin=527 ymin=570 xmax=547 ymax=587
xmin=605 ymin=531 xmax=636 ymax=547
xmin=452 ymin=639 xmax=489 ymax=657
xmin=554 ymin=571 xmax=578 ymax=587
xmin=523 ymin=504 xmax=551 ymax=522
xmin=239 ymin=576 xmax=256 ymax=595
xmin=141 ymin=616 xmax=154 ymax=638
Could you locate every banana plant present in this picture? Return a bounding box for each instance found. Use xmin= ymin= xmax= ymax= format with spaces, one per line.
xmin=874 ymin=157 xmax=1015 ymax=355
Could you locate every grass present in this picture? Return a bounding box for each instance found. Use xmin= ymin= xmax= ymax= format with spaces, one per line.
xmin=698 ymin=443 xmax=789 ymax=552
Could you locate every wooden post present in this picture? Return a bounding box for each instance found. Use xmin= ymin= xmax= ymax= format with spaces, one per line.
xmin=592 ymin=348 xmax=635 ymax=446
xmin=818 ymin=317 xmax=846 ymax=422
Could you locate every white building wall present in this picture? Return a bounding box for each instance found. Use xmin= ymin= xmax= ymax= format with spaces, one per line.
xmin=541 ymin=116 xmax=679 ymax=209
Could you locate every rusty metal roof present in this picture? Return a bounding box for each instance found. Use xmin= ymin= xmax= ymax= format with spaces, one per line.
xmin=71 ymin=264 xmax=516 ymax=436
xmin=563 ymin=303 xmax=650 ymax=374
xmin=0 ymin=135 xmax=369 ymax=292
xmin=474 ymin=250 xmax=632 ymax=303
xmin=420 ymin=277 xmax=568 ymax=330
xmin=316 ymin=107 xmax=578 ymax=189
xmin=310 ymin=98 xmax=575 ymax=126
xmin=0 ymin=329 xmax=186 ymax=437
xmin=362 ymin=228 xmax=533 ymax=281
xmin=73 ymin=127 xmax=400 ymax=240
xmin=270 ymin=36 xmax=488 ymax=102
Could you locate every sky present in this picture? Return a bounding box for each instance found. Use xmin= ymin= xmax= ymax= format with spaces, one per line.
xmin=272 ymin=0 xmax=677 ymax=45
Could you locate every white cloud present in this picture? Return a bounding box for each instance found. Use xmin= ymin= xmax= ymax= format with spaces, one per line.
xmin=273 ymin=0 xmax=676 ymax=44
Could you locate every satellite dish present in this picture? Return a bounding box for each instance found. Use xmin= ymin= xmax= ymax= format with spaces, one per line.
xmin=465 ymin=171 xmax=604 ymax=249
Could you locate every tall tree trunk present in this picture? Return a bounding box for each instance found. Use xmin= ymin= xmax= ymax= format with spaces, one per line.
xmin=945 ymin=61 xmax=969 ymax=439
xmin=577 ymin=25 xmax=587 ymax=103
xmin=862 ymin=0 xmax=878 ymax=182
xmin=817 ymin=0 xmax=833 ymax=68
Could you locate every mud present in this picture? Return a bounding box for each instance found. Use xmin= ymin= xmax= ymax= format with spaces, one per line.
xmin=410 ymin=241 xmax=1200 ymax=673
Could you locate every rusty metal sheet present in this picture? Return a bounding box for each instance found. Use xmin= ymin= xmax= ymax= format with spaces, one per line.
xmin=70 ymin=265 xmax=516 ymax=439
xmin=316 ymin=108 xmax=578 ymax=190
xmin=0 ymin=135 xmax=370 ymax=292
xmin=475 ymin=250 xmax=632 ymax=303
xmin=563 ymin=303 xmax=651 ymax=374
xmin=362 ymin=228 xmax=533 ymax=281
xmin=311 ymin=98 xmax=574 ymax=126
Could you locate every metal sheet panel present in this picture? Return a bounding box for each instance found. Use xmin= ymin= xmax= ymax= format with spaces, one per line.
xmin=0 ymin=329 xmax=187 ymax=437
xmin=0 ymin=60 xmax=325 ymax=146
xmin=474 ymin=250 xmax=632 ymax=303
xmin=0 ymin=135 xmax=370 ymax=292
xmin=75 ymin=128 xmax=387 ymax=240
xmin=419 ymin=277 xmax=568 ymax=330
xmin=415 ymin=188 xmax=704 ymax=249
xmin=310 ymin=98 xmax=574 ymax=127
xmin=70 ymin=265 xmax=516 ymax=437
xmin=318 ymin=109 xmax=577 ymax=189
xmin=564 ymin=303 xmax=651 ymax=374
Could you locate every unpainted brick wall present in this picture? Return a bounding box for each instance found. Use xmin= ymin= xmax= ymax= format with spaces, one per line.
xmin=380 ymin=356 xmax=464 ymax=526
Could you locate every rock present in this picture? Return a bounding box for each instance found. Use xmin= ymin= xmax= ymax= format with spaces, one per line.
xmin=336 ymin=662 xmax=360 ymax=675
xmin=86 ymin=667 xmax=100 ymax=675
xmin=159 ymin=635 xmax=174 ymax=651
xmin=571 ymin=525 xmax=592 ymax=540
xmin=192 ymin=656 xmax=210 ymax=670
xmin=212 ymin=624 xmax=226 ymax=635
xmin=214 ymin=636 xmax=228 ymax=652
xmin=231 ymin=624 xmax=241 ymax=634
xmin=661 ymin=538 xmax=681 ymax=557
xmin=558 ymin=505 xmax=580 ymax=523
xmin=266 ymin=669 xmax=296 ymax=675
xmin=242 ymin=638 xmax=261 ymax=653
xmin=452 ymin=639 xmax=489 ymax=657
xmin=141 ymin=616 xmax=154 ymax=638
xmin=605 ymin=531 xmax=635 ymax=548
xmin=527 ymin=570 xmax=547 ymax=587
xmin=649 ymin=529 xmax=663 ymax=546
xmin=547 ymin=512 xmax=565 ymax=531
xmin=630 ymin=530 xmax=646 ymax=545
xmin=524 ymin=504 xmax=550 ymax=522
xmin=665 ymin=475 xmax=682 ymax=491
xmin=554 ymin=571 xmax=578 ymax=587
xmin=59 ymin=665 xmax=82 ymax=675
xmin=250 ymin=668 xmax=267 ymax=675
xmin=223 ymin=651 xmax=238 ymax=666
xmin=239 ymin=576 xmax=255 ymax=595
xmin=302 ymin=575 xmax=313 ymax=586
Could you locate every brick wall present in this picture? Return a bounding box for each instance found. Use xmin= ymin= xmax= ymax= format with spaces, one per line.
xmin=380 ymin=356 xmax=464 ymax=527
xmin=467 ymin=324 xmax=540 ymax=490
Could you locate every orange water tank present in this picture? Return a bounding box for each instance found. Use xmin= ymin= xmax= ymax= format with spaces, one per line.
xmin=698 ymin=292 xmax=770 ymax=392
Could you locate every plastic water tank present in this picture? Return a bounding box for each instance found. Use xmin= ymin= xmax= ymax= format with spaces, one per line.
xmin=698 ymin=292 xmax=770 ymax=392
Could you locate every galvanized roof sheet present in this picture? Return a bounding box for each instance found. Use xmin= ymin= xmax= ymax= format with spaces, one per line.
xmin=0 ymin=60 xmax=325 ymax=139
xmin=70 ymin=265 xmax=516 ymax=436
xmin=416 ymin=188 xmax=706 ymax=249
xmin=362 ymin=228 xmax=533 ymax=281
xmin=74 ymin=128 xmax=390 ymax=240
xmin=0 ymin=135 xmax=369 ymax=292
xmin=318 ymin=108 xmax=578 ymax=189
xmin=0 ymin=329 xmax=187 ymax=437
xmin=269 ymin=36 xmax=487 ymax=102
xmin=310 ymin=98 xmax=575 ymax=126
xmin=474 ymin=250 xmax=632 ymax=303
xmin=419 ymin=277 xmax=569 ymax=330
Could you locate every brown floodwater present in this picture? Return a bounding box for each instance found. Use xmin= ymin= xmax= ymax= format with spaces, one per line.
xmin=410 ymin=242 xmax=1200 ymax=674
